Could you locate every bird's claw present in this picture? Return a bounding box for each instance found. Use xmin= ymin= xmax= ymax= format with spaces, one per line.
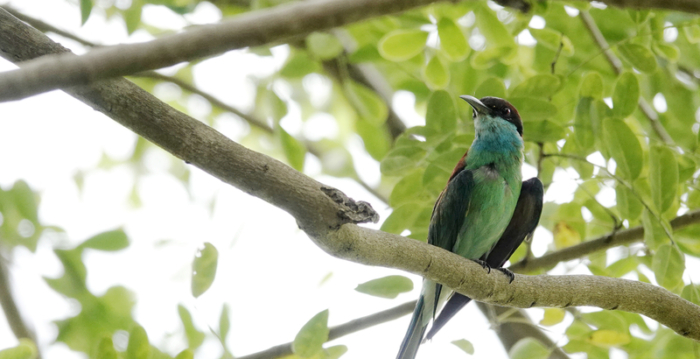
xmin=495 ymin=267 xmax=515 ymax=283
xmin=472 ymin=259 xmax=491 ymax=273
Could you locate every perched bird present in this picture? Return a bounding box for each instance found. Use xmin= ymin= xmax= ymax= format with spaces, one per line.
xmin=396 ymin=96 xmax=544 ymax=359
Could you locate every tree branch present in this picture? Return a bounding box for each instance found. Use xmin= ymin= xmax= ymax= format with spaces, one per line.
xmin=579 ymin=10 xmax=674 ymax=144
xmin=510 ymin=209 xmax=700 ymax=273
xmin=476 ymin=303 xmax=568 ymax=359
xmin=238 ymin=301 xmax=416 ymax=359
xmin=1 ymin=0 xmax=700 ymax=102
xmin=2 ymin=6 xmax=700 ymax=351
xmin=0 ymin=255 xmax=41 ymax=359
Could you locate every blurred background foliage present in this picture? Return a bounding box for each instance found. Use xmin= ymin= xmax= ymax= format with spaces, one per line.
xmin=3 ymin=0 xmax=700 ymax=358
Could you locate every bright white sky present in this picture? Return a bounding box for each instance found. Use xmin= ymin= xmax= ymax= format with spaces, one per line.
xmin=3 ymin=1 xmax=697 ymax=359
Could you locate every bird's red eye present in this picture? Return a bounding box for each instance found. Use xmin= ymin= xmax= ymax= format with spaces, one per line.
xmin=505 ymin=108 xmax=511 ymax=115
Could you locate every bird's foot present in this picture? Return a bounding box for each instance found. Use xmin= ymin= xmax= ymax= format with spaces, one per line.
xmin=495 ymin=267 xmax=515 ymax=283
xmin=471 ymin=259 xmax=491 ymax=273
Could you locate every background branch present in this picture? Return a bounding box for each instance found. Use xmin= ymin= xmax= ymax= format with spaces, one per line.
xmin=476 ymin=303 xmax=568 ymax=359
xmin=511 ymin=209 xmax=700 ymax=272
xmin=1 ymin=0 xmax=700 ymax=102
xmin=579 ymin=10 xmax=674 ymax=144
xmin=0 ymin=255 xmax=41 ymax=358
xmin=239 ymin=301 xmax=416 ymax=359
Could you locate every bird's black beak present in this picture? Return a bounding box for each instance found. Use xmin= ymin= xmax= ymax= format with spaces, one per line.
xmin=460 ymin=95 xmax=490 ymax=117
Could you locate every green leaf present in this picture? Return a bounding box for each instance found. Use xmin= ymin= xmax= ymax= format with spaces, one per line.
xmin=475 ymin=77 xmax=506 ymax=99
xmin=451 ymin=339 xmax=474 ymax=355
xmin=380 ymin=204 xmax=422 ymax=235
xmin=380 ymin=145 xmax=427 ymax=176
xmin=587 ymin=329 xmax=631 ymax=347
xmin=390 ymin=169 xmax=427 ymax=207
xmin=508 ymin=97 xmax=557 ymax=121
xmin=95 ymin=338 xmax=117 ymax=359
xmin=346 ymin=81 xmax=388 ymax=126
xmin=306 ymin=32 xmax=344 ymax=60
xmin=602 ymin=119 xmax=643 ymax=180
xmin=124 ymin=0 xmax=143 ymax=35
xmin=10 ymin=180 xmax=38 ymax=223
xmin=293 ymin=310 xmax=329 ymax=357
xmin=652 ymin=243 xmax=685 ymax=290
xmin=378 ymin=30 xmax=428 ymax=62
xmin=219 ymin=304 xmax=230 ymax=343
xmin=540 ymin=308 xmax=566 ymax=326
xmin=325 ymin=345 xmax=348 ymax=359
xmin=126 ymin=325 xmax=150 ymax=359
xmin=80 ymin=229 xmax=129 ymax=251
xmin=423 ymin=56 xmax=450 ymax=90
xmin=348 ymin=44 xmax=381 ymax=63
xmin=174 ymin=349 xmax=194 ymax=359
xmin=529 ymin=28 xmax=573 ymax=55
xmin=191 ymin=242 xmax=218 ymax=297
xmin=0 ymin=339 xmax=38 ymax=359
xmin=618 ymin=43 xmax=657 ymax=73
xmin=178 ymin=305 xmax=205 ymax=349
xmin=649 ymin=146 xmax=678 ymax=213
xmin=683 ymin=24 xmax=700 ymax=44
xmin=510 ymin=74 xmax=561 ymax=98
xmin=509 ymin=338 xmax=550 ymax=359
xmin=681 ymin=284 xmax=700 ymax=305
xmin=437 ymin=18 xmax=469 ymax=61
xmin=355 ymin=119 xmax=391 ymax=160
xmin=279 ymin=127 xmax=306 ymax=171
xmin=474 ymin=4 xmax=515 ymax=48
xmin=280 ymin=51 xmax=321 ymax=78
xmin=580 ymin=72 xmax=603 ymax=99
xmin=642 ymin=209 xmax=669 ymax=250
xmin=616 ymin=184 xmax=642 ymax=221
xmin=652 ymin=42 xmax=680 ymax=61
xmin=574 ymin=97 xmax=594 ymax=151
xmin=355 ymin=275 xmax=413 ymax=299
xmin=80 ymin=0 xmax=93 ymax=25
xmin=470 ymin=46 xmax=515 ymax=69
xmin=612 ymin=72 xmax=639 ymax=118
xmin=523 ymin=120 xmax=566 ymax=143
xmin=425 ymin=90 xmax=456 ymax=134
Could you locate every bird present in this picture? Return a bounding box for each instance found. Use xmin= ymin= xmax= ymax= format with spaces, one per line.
xmin=396 ymin=95 xmax=544 ymax=359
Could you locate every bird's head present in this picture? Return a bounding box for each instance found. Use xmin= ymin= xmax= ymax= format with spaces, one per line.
xmin=460 ymin=95 xmax=523 ymax=137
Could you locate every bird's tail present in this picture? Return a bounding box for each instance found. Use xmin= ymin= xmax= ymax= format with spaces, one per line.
xmin=396 ymin=281 xmax=436 ymax=359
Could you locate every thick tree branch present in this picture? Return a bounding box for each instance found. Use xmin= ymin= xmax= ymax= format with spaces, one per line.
xmin=2 ymin=6 xmax=700 ymax=351
xmin=579 ymin=10 xmax=674 ymax=144
xmin=1 ymin=0 xmax=700 ymax=102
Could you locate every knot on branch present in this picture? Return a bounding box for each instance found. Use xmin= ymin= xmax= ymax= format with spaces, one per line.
xmin=321 ymin=186 xmax=379 ymax=225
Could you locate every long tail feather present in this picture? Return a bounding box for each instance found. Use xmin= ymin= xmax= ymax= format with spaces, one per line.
xmin=396 ymin=296 xmax=427 ymax=359
xmin=396 ymin=281 xmax=435 ymax=359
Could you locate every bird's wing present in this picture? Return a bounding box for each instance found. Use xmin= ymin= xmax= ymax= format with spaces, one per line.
xmin=425 ymin=177 xmax=544 ymax=340
xmin=427 ymin=168 xmax=476 ymax=315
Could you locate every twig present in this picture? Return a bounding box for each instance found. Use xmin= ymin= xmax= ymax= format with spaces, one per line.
xmin=476 ymin=303 xmax=569 ymax=359
xmin=0 ymin=5 xmax=97 ymax=48
xmin=542 ymin=152 xmax=675 ymax=241
xmin=579 ymin=10 xmax=674 ymax=144
xmin=238 ymin=301 xmax=416 ymax=359
xmin=0 ymin=255 xmax=42 ymax=359
xmin=511 ymin=208 xmax=700 ymax=272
